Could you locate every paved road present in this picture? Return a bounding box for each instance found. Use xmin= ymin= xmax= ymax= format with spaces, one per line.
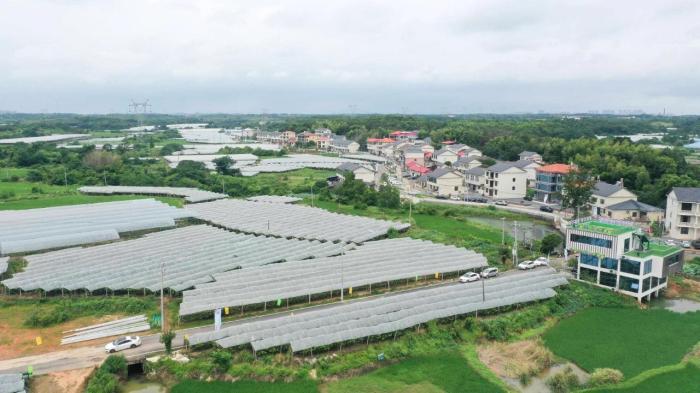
xmin=0 ymin=278 xmax=465 ymax=375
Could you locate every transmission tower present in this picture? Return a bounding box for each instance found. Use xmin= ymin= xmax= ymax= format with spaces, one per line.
xmin=128 ymin=99 xmax=152 ymax=113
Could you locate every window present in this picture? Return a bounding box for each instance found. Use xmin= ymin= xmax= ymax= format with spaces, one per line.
xmin=512 ymin=177 xmax=516 ymax=182
xmin=579 ymin=267 xmax=597 ymax=283
xmin=600 ymin=199 xmax=605 ymax=204
xmin=512 ymin=186 xmax=516 ymax=191
xmin=599 ymin=272 xmax=617 ymax=287
xmin=624 ymin=238 xmax=630 ymax=252
xmin=642 ymin=277 xmax=651 ymax=292
xmin=681 ymin=203 xmax=692 ymax=211
xmin=580 ymin=253 xmax=599 ymax=267
xmin=643 ymin=260 xmax=652 ymax=275
xmin=570 ymin=234 xmax=612 ymax=248
xmin=619 ymin=276 xmax=639 ymax=293
xmin=632 ymin=212 xmax=637 ymax=217
xmin=681 ymin=228 xmax=689 ymax=235
xmin=680 ymin=215 xmax=690 ymax=223
xmin=621 ymin=258 xmax=641 ymax=275
xmin=651 ymin=277 xmax=658 ymax=288
xmin=600 ymin=258 xmax=618 ymax=270
xmin=454 ymin=186 xmax=458 ymax=191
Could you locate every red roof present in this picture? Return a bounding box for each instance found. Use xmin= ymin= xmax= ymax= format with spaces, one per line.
xmin=442 ymin=140 xmax=456 ymax=145
xmin=367 ymin=137 xmax=396 ymax=143
xmin=536 ymin=163 xmax=572 ymax=174
xmin=406 ymin=160 xmax=430 ymax=174
xmin=390 ymin=131 xmax=418 ymax=137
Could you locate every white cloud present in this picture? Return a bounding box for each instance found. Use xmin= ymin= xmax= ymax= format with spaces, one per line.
xmin=1 ymin=0 xmax=699 ymax=113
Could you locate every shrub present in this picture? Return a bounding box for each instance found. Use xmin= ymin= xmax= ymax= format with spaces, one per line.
xmin=100 ymin=355 xmax=127 ymax=378
xmin=211 ymin=349 xmax=233 ymax=373
xmin=545 ymin=366 xmax=579 ymax=393
xmin=161 ymin=330 xmax=176 ymax=354
xmin=85 ymin=369 xmax=119 ymax=393
xmin=589 ymin=368 xmax=624 ymax=387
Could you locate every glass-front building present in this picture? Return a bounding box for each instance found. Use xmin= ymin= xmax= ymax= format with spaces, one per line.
xmin=566 ymin=218 xmax=684 ymax=302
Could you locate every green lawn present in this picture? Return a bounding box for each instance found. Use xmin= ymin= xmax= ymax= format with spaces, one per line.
xmin=586 ymin=362 xmax=700 ymax=393
xmin=0 ymin=178 xmax=184 ymax=209
xmin=171 ymin=380 xmax=319 ymax=393
xmin=543 ymin=308 xmax=700 ymax=378
xmin=324 ymin=352 xmax=506 ymax=393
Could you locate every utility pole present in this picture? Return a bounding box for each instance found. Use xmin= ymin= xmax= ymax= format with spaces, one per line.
xmin=481 ymin=276 xmax=485 ymax=302
xmin=310 ymin=185 xmax=314 ymax=207
xmin=501 ymin=217 xmax=505 ymax=245
xmin=408 ymin=200 xmax=412 ymax=223
xmin=63 ymin=167 xmax=68 ymax=190
xmin=222 ymin=178 xmax=226 ymax=194
xmin=160 ymin=261 xmax=165 ymax=332
xmin=512 ymin=221 xmax=519 ymax=266
xmin=340 ymin=248 xmax=345 ymax=302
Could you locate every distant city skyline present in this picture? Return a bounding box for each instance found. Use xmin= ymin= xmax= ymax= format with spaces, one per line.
xmin=2 ymin=1 xmax=700 ymax=114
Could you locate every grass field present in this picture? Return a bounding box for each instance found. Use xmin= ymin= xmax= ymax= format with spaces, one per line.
xmin=169 ymin=352 xmax=506 ymax=393
xmin=543 ymin=307 xmax=700 ymax=378
xmin=586 ymin=361 xmax=700 ymax=393
xmin=310 ymin=199 xmax=542 ymax=264
xmin=171 ymin=380 xmax=319 ymax=393
xmin=323 ymin=352 xmax=506 ymax=393
xmin=0 ymin=179 xmax=183 ymax=209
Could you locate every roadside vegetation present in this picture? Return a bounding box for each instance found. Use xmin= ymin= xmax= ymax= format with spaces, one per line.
xmin=147 ymin=282 xmax=627 ymax=391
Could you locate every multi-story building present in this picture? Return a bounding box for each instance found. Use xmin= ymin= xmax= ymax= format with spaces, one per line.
xmin=434 ymin=147 xmax=459 ymax=165
xmin=665 ymin=187 xmax=700 ymax=240
xmin=518 ymin=150 xmax=543 ymax=164
xmin=282 ymin=131 xmax=297 ymax=146
xmin=426 ymin=168 xmax=464 ymax=197
xmin=389 ymin=130 xmax=418 ymax=141
xmin=591 ymin=180 xmax=636 ymax=216
xmin=535 ymin=163 xmax=572 ymax=203
xmin=512 ymin=159 xmax=541 ymax=188
xmin=566 ymin=218 xmax=684 ymax=302
xmin=336 ymin=162 xmax=376 ymax=185
xmin=366 ymin=138 xmax=395 ymax=155
xmin=464 ymin=167 xmax=485 ymax=194
xmin=255 ymin=131 xmax=284 ymax=144
xmin=329 ymin=135 xmax=360 ymax=154
xmin=403 ymin=145 xmax=427 ymax=167
xmin=484 ymin=162 xmax=528 ymax=199
xmin=454 ymin=156 xmax=482 ymax=172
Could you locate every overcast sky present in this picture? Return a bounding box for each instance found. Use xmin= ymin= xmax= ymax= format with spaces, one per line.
xmin=1 ymin=0 xmax=699 ymax=114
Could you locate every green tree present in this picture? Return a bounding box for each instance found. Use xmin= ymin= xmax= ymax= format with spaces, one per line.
xmin=560 ymin=170 xmax=596 ymax=219
xmin=540 ymin=233 xmax=563 ymax=254
xmin=212 ymin=156 xmax=235 ymax=175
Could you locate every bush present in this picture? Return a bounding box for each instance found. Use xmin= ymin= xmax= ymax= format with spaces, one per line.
xmin=85 ymin=369 xmax=119 ymax=393
xmin=100 ymin=355 xmax=127 ymax=378
xmin=545 ymin=366 xmax=579 ymax=393
xmin=588 ymin=368 xmax=624 ymax=387
xmin=161 ymin=330 xmax=176 ymax=354
xmin=211 ymin=349 xmax=233 ymax=373
xmin=23 ymin=297 xmax=154 ymax=328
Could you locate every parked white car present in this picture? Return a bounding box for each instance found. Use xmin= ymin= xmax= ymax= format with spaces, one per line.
xmin=481 ymin=267 xmax=499 ymax=278
xmin=517 ymin=260 xmax=536 ymax=270
xmin=459 ymin=272 xmax=481 ymax=283
xmin=105 ymin=336 xmax=142 ymax=353
xmin=533 ymin=257 xmax=549 ymax=267
xmin=681 ymin=241 xmax=691 ymax=248
xmin=450 ymin=195 xmax=461 ymax=201
xmin=495 ymin=200 xmax=508 ymax=206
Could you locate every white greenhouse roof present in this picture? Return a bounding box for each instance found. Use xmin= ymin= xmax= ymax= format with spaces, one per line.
xmin=2 ymin=225 xmax=350 ymax=293
xmin=179 ymin=238 xmax=485 ymax=315
xmin=0 ymin=257 xmax=8 ymax=275
xmin=79 ymin=186 xmax=227 ymax=203
xmin=179 ymin=143 xmax=281 ymax=154
xmin=0 ymin=373 xmax=25 ymax=393
xmin=239 ymin=154 xmax=363 ymax=176
xmin=0 ymin=134 xmax=87 ymax=144
xmin=0 ymin=199 xmax=191 ymax=255
xmin=164 ymin=154 xmax=258 ymax=170
xmin=185 ymin=199 xmax=410 ymax=243
xmin=246 ymin=195 xmax=301 ymax=204
xmin=188 ymin=268 xmax=567 ymax=352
